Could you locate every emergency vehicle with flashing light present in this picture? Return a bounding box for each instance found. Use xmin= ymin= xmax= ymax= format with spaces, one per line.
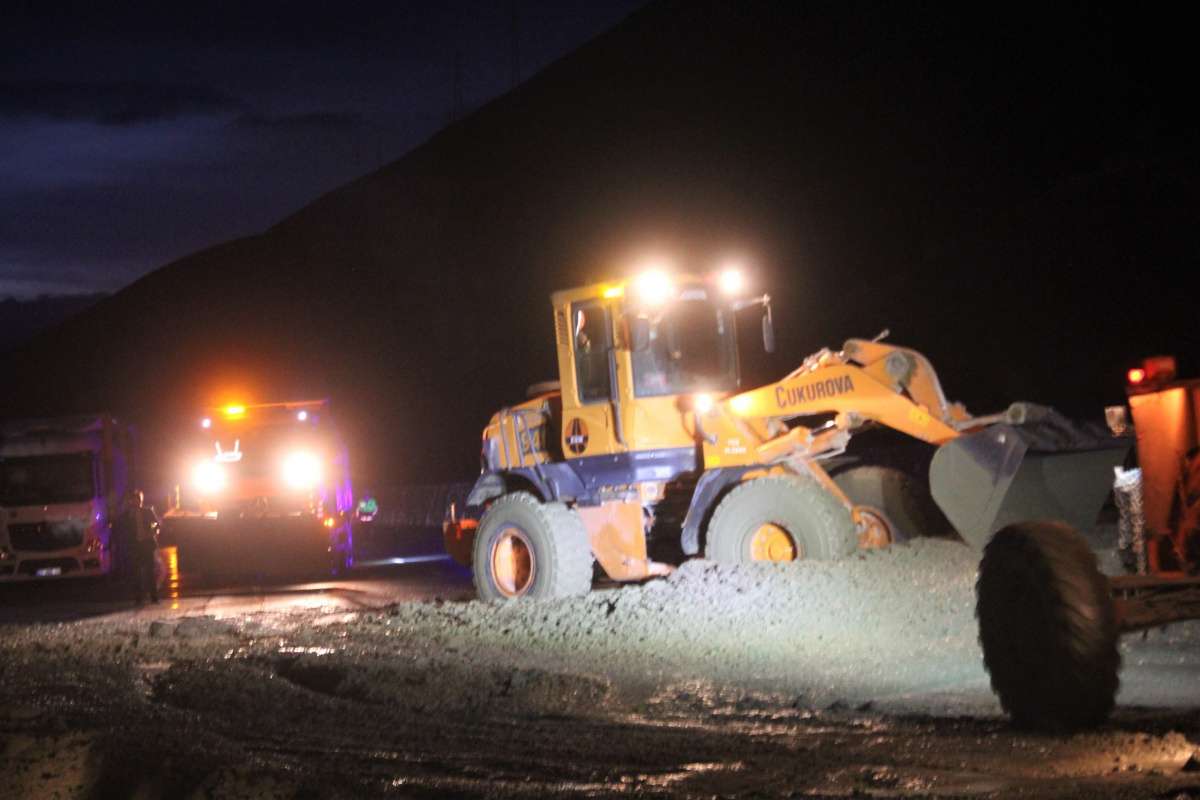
xmin=161 ymin=399 xmax=354 ymax=575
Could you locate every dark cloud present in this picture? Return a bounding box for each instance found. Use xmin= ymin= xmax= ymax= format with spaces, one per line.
xmin=0 ymin=1 xmax=646 ymax=299
xmin=0 ymin=81 xmax=243 ymax=125
xmin=231 ymin=111 xmax=363 ymax=131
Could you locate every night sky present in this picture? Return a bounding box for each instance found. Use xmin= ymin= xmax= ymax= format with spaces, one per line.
xmin=0 ymin=0 xmax=643 ymax=299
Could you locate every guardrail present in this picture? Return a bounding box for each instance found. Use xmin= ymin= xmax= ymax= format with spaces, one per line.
xmin=367 ymin=482 xmax=474 ymax=529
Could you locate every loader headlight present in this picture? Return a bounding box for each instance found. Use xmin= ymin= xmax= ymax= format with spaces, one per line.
xmin=693 ymin=393 xmax=714 ymax=414
xmin=718 ymin=268 xmax=744 ymax=295
xmin=281 ymin=451 xmax=322 ymax=490
xmin=634 ymin=269 xmax=674 ymax=306
xmin=193 ymin=461 xmax=226 ymax=494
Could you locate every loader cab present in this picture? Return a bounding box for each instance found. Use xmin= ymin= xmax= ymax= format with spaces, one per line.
xmin=551 ymin=270 xmax=759 ymax=461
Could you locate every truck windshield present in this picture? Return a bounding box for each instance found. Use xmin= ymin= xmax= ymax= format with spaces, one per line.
xmin=632 ymin=297 xmax=739 ymax=397
xmin=0 ymin=453 xmax=95 ymax=506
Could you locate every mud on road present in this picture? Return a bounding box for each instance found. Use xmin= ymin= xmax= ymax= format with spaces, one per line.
xmin=2 ymin=540 xmax=1199 ymax=798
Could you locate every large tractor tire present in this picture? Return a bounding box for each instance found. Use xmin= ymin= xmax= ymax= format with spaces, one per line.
xmin=705 ymin=475 xmax=857 ymax=564
xmin=976 ymin=520 xmax=1120 ymax=731
xmin=472 ymin=493 xmax=593 ymax=600
xmin=832 ymin=464 xmax=957 ymax=546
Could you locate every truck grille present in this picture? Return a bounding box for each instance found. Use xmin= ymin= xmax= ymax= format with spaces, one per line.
xmin=6 ymin=522 xmax=85 ymax=552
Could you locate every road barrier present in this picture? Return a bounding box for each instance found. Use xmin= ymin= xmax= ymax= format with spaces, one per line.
xmin=369 ymin=482 xmax=473 ymax=529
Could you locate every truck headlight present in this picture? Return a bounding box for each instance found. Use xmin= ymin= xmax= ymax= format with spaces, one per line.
xmin=282 ymin=451 xmax=321 ymax=490
xmin=193 ymin=461 xmax=226 ymax=494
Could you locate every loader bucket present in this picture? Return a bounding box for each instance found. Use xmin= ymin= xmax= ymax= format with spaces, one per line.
xmin=929 ymin=423 xmax=1130 ymax=551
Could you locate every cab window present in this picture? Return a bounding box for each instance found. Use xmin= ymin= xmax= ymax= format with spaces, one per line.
xmin=632 ymin=298 xmax=738 ymax=397
xmin=571 ymin=301 xmax=611 ymax=403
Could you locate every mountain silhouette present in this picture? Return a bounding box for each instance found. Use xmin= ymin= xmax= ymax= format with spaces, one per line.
xmin=3 ymin=0 xmax=1197 ymax=487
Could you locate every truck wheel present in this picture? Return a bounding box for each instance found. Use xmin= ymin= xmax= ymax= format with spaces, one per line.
xmin=976 ymin=520 xmax=1120 ymax=731
xmin=832 ymin=464 xmax=956 ymax=546
xmin=704 ymin=476 xmax=857 ymax=564
xmin=473 ymin=493 xmax=593 ymax=600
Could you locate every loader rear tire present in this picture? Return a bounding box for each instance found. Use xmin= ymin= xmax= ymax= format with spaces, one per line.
xmin=705 ymin=476 xmax=856 ymax=564
xmin=976 ymin=520 xmax=1119 ymax=731
xmin=473 ymin=493 xmax=593 ymax=601
xmin=832 ymin=464 xmax=956 ymax=544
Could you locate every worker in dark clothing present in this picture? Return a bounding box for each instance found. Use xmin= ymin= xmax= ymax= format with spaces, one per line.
xmin=117 ymin=489 xmax=160 ymax=604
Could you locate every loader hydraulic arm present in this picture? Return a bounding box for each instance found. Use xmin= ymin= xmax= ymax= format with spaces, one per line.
xmin=722 ymin=339 xmax=966 ymax=447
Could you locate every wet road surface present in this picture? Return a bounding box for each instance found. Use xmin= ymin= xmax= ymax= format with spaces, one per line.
xmin=0 ymin=553 xmax=474 ymax=625
xmin=1 ymin=534 xmax=1198 ymax=798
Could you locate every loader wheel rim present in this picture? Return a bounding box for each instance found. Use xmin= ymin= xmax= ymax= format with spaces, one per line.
xmin=749 ymin=523 xmax=800 ymax=562
xmin=491 ymin=526 xmax=535 ymax=597
xmin=856 ymin=508 xmax=894 ymax=550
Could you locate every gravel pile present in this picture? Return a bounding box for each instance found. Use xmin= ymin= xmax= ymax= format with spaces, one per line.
xmin=351 ymin=538 xmax=988 ymax=710
xmin=0 ymin=539 xmax=987 ymax=716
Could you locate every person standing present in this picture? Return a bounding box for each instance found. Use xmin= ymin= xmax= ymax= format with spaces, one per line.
xmin=117 ymin=489 xmax=160 ymax=604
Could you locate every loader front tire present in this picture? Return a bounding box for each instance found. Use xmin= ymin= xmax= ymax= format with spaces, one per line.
xmin=473 ymin=493 xmax=593 ymax=601
xmin=976 ymin=520 xmax=1119 ymax=731
xmin=705 ymin=476 xmax=857 ymax=564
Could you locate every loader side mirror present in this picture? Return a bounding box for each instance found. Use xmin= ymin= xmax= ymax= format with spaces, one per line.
xmin=629 ymin=316 xmax=651 ymax=352
xmin=761 ymin=305 xmax=776 ymax=353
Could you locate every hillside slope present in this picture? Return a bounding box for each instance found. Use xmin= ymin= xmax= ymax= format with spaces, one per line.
xmin=4 ymin=0 xmax=1197 ymax=483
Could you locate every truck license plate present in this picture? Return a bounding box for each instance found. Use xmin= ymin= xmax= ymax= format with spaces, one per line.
xmin=36 ymin=567 xmax=62 ymax=577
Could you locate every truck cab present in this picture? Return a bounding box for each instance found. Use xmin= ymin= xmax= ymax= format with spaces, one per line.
xmin=0 ymin=415 xmax=131 ymax=581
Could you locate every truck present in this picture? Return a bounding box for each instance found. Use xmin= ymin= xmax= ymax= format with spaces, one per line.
xmin=160 ymin=399 xmax=354 ymax=576
xmin=443 ymin=267 xmax=1124 ymax=599
xmin=0 ymin=414 xmax=132 ymax=581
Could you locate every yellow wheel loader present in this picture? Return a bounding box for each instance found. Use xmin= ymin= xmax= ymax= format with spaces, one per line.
xmin=444 ymin=267 xmax=1127 ymax=604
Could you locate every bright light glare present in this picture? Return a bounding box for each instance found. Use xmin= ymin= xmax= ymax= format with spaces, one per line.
xmin=200 ymin=417 xmax=212 ymax=429
xmin=282 ymin=451 xmax=322 ymax=490
xmin=193 ymin=461 xmax=226 ymax=494
xmin=718 ymin=268 xmax=744 ymax=295
xmin=635 ymin=270 xmax=673 ymax=305
xmin=694 ymin=393 xmax=714 ymax=414
xmin=1128 ymin=368 xmax=1145 ymax=385
xmin=297 ymin=410 xmax=308 ymax=422
xmin=223 ymin=404 xmax=246 ymax=419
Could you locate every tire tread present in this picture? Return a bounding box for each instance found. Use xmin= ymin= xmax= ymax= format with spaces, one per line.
xmin=976 ymin=520 xmax=1120 ymax=731
xmin=705 ymin=475 xmax=857 ymax=563
xmin=472 ymin=492 xmax=593 ymax=600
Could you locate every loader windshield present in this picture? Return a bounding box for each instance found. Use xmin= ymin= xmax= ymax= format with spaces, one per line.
xmin=632 ymin=297 xmax=738 ymax=397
